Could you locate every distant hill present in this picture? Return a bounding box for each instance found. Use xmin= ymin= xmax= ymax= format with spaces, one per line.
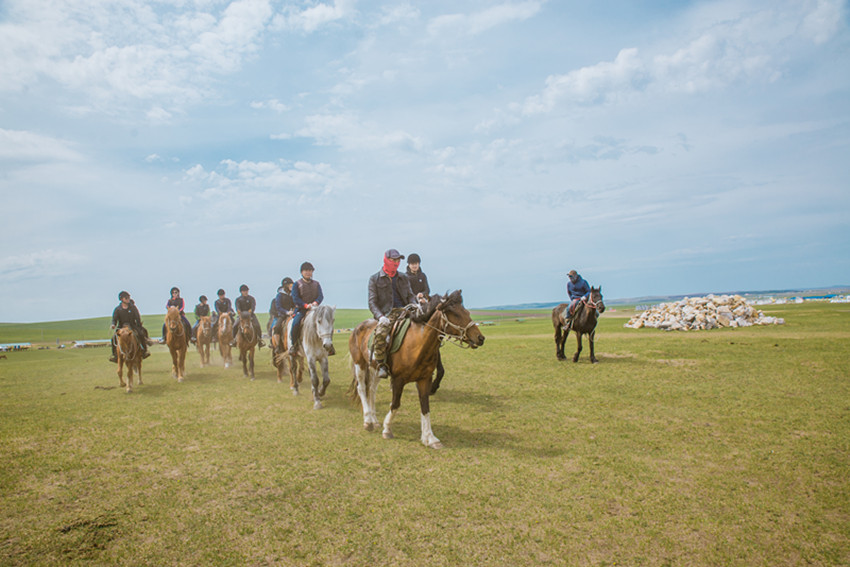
xmin=480 ymin=286 xmax=850 ymax=310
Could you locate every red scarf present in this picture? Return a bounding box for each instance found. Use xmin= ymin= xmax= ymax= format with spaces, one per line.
xmin=383 ymin=256 xmax=399 ymax=277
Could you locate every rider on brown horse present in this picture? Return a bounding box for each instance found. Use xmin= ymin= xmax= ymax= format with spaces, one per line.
xmin=212 ymin=288 xmax=235 ymax=342
xmin=109 ymin=291 xmax=150 ymax=362
xmin=368 ymin=249 xmax=424 ymax=379
xmin=271 ymin=277 xmax=296 ymax=354
xmin=565 ymin=270 xmax=591 ymax=326
xmin=192 ymin=295 xmax=210 ymax=342
xmin=232 ymin=284 xmax=264 ymax=348
xmin=161 ymin=287 xmax=194 ymax=344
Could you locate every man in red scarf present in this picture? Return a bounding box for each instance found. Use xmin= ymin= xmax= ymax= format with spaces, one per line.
xmin=368 ymin=248 xmax=417 ymax=379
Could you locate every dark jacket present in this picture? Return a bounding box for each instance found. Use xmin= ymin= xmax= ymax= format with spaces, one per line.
xmin=274 ymin=290 xmax=296 ymax=315
xmin=167 ymin=297 xmax=186 ymax=313
xmin=567 ymin=275 xmax=591 ymax=300
xmin=406 ymin=268 xmax=430 ymax=296
xmin=194 ymin=303 xmax=210 ymax=319
xmin=112 ymin=302 xmax=143 ymax=330
xmin=234 ymin=294 xmax=256 ymax=314
xmin=368 ymin=270 xmax=415 ymax=319
xmin=292 ymin=279 xmax=323 ymax=310
xmin=215 ymin=297 xmax=234 ymax=315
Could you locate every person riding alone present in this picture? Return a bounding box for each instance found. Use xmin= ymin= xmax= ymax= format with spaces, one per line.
xmin=565 ymin=270 xmax=591 ymax=325
xmin=289 ymin=263 xmax=324 ymax=355
xmin=271 ymin=277 xmax=296 ymax=354
xmin=368 ymin=249 xmax=424 ymax=379
xmin=406 ymin=253 xmax=430 ymax=298
xmin=192 ymin=295 xmax=211 ymax=341
xmin=212 ymin=288 xmax=235 ymax=341
xmin=109 ymin=291 xmax=150 ymax=362
xmin=232 ymin=284 xmax=264 ymax=348
xmin=161 ymin=287 xmax=193 ymax=344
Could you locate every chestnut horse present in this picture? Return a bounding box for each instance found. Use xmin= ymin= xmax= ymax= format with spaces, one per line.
xmin=164 ymin=306 xmax=188 ymax=382
xmin=196 ymin=315 xmax=212 ymax=367
xmin=552 ymin=286 xmax=605 ymax=363
xmin=271 ymin=316 xmax=302 ymax=390
xmin=348 ymin=290 xmax=485 ymax=448
xmin=236 ymin=311 xmax=259 ymax=379
xmin=116 ymin=325 xmax=143 ymax=393
xmin=217 ymin=313 xmax=234 ymax=368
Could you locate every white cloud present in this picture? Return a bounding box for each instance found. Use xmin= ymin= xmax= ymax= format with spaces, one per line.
xmin=0 ymin=249 xmax=88 ymax=282
xmin=273 ymin=0 xmax=356 ymax=33
xmin=251 ymin=98 xmax=291 ymax=112
xmin=297 ymin=113 xmax=425 ymax=152
xmin=0 ymin=129 xmax=83 ymax=162
xmin=428 ymin=1 xmax=543 ymax=36
xmin=800 ymin=0 xmax=845 ymax=44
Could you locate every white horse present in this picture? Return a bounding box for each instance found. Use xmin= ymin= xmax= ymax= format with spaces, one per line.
xmin=285 ymin=304 xmax=336 ymax=409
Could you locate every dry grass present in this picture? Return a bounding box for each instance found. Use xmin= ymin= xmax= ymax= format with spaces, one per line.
xmin=1 ymin=303 xmax=848 ymax=565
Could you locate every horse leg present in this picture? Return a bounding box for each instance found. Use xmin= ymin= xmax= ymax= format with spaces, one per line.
xmin=117 ymin=358 xmax=126 ymax=389
xmin=126 ymin=364 xmax=133 ymax=393
xmin=417 ymin=379 xmax=442 ymax=449
xmin=319 ymin=355 xmax=330 ymax=398
xmin=289 ymin=354 xmax=299 ymax=395
xmin=430 ymin=351 xmax=445 ymax=395
xmin=307 ymin=356 xmax=322 ymax=410
xmin=249 ymin=347 xmax=255 ymax=380
xmin=179 ymin=348 xmax=186 ymax=382
xmin=589 ymin=329 xmax=598 ymax=363
xmin=353 ymin=362 xmax=375 ymax=430
xmin=382 ymin=380 xmax=404 ymax=440
xmin=573 ymin=332 xmax=583 ymax=363
xmin=137 ymin=363 xmax=143 ymax=386
xmin=554 ymin=324 xmax=566 ymax=361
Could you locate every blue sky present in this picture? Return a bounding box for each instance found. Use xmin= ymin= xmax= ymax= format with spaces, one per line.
xmin=1 ymin=0 xmax=848 ymax=322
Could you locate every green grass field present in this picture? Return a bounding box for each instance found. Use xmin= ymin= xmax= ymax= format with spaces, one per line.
xmin=1 ymin=303 xmax=848 ymax=565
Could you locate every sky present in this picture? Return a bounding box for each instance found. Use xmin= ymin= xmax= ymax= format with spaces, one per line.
xmin=1 ymin=0 xmax=848 ymax=322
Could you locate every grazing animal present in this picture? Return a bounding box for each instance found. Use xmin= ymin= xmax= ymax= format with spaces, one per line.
xmin=218 ymin=313 xmax=234 ymax=368
xmin=196 ymin=315 xmax=212 ymax=367
xmin=552 ymin=286 xmax=605 ymax=363
xmin=236 ymin=311 xmax=259 ymax=379
xmin=164 ymin=306 xmax=189 ymax=382
xmin=348 ymin=290 xmax=485 ymax=448
xmin=116 ymin=325 xmax=143 ymax=393
xmin=281 ymin=305 xmax=336 ymax=409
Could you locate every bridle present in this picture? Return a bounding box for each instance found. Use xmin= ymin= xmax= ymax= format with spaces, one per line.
xmin=582 ymin=293 xmax=604 ymax=312
xmin=239 ymin=315 xmax=255 ymax=343
xmin=426 ymin=308 xmax=478 ymax=349
xmin=117 ymin=327 xmax=140 ymax=361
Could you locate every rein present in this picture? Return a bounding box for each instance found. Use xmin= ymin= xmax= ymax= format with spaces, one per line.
xmin=117 ymin=329 xmax=140 ymax=361
xmin=582 ymin=295 xmax=602 ymax=312
xmin=425 ymin=310 xmax=478 ymax=349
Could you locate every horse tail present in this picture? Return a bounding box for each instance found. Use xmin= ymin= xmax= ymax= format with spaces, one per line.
xmin=346 ymin=353 xmax=361 ymax=406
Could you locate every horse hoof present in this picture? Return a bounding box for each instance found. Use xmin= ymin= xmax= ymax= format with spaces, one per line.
xmin=291 ymin=388 xmax=299 ymax=396
xmin=429 ymin=441 xmax=444 ymax=450
xmin=382 ymin=431 xmax=394 ymax=440
xmin=313 ymin=401 xmax=322 ymax=410
xmin=364 ymin=422 xmax=374 ymax=431
xmin=177 ymin=377 xmax=183 ymax=383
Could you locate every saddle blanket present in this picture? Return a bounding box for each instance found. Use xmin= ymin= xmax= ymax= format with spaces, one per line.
xmin=367 ymin=317 xmax=412 ymax=355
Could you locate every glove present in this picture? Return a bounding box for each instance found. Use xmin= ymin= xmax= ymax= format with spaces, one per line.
xmin=379 ymin=316 xmax=390 ymax=326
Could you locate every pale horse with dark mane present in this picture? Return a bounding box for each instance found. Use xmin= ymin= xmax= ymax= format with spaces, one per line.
xmin=279 ymin=304 xmax=336 ymax=410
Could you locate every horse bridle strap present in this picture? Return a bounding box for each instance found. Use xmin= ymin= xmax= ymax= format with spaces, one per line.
xmin=428 ymin=310 xmax=477 ymax=348
xmin=582 ymin=295 xmax=600 ymax=311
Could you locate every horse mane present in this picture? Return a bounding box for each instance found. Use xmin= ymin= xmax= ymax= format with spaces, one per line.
xmin=411 ymin=294 xmax=442 ymax=323
xmin=440 ymin=289 xmax=464 ymax=310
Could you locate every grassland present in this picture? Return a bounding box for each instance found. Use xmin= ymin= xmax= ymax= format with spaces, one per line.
xmin=1 ymin=303 xmax=848 ymax=566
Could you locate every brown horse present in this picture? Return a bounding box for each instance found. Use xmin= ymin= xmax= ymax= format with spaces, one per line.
xmin=236 ymin=311 xmax=259 ymax=379
xmin=271 ymin=316 xmax=303 ymax=391
xmin=165 ymin=306 xmax=188 ymax=382
xmin=348 ymin=290 xmax=485 ymax=448
xmin=116 ymin=325 xmax=143 ymax=393
xmin=552 ymin=286 xmax=605 ymax=363
xmin=196 ymin=315 xmax=212 ymax=367
xmin=217 ymin=313 xmax=234 ymax=368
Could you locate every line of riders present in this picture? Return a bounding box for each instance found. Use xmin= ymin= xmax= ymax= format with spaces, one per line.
xmin=109 ymin=250 xmax=591 ymax=375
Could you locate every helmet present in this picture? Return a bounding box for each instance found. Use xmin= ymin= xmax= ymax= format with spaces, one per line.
xmin=170 ymin=286 xmax=180 ymax=295
xmin=199 ymin=295 xmax=207 ymax=302
xmin=407 ymin=253 xmax=421 ymax=264
xmin=300 ymin=262 xmax=314 ymax=272
xmin=217 ymin=288 xmax=226 ymax=296
xmin=118 ymin=291 xmax=130 ymax=300
xmin=239 ymin=284 xmax=249 ymax=292
xmin=281 ymin=277 xmax=294 ymax=286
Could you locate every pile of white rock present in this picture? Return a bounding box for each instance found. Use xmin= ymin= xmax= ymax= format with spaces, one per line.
xmin=624 ymin=294 xmax=785 ymax=331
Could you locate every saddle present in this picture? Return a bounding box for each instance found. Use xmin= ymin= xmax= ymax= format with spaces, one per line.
xmin=367 ymin=314 xmax=413 ymax=355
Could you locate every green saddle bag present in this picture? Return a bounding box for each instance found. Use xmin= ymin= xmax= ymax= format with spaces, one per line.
xmin=368 ymin=317 xmax=412 ymax=355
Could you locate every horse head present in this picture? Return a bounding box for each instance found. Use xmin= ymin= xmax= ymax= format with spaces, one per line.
xmin=165 ymin=306 xmax=182 ymax=332
xmin=590 ymin=286 xmax=605 ymax=313
xmin=314 ymin=304 xmax=336 ymax=354
xmin=238 ymin=311 xmax=253 ymax=335
xmin=438 ymin=290 xmax=485 ymax=348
